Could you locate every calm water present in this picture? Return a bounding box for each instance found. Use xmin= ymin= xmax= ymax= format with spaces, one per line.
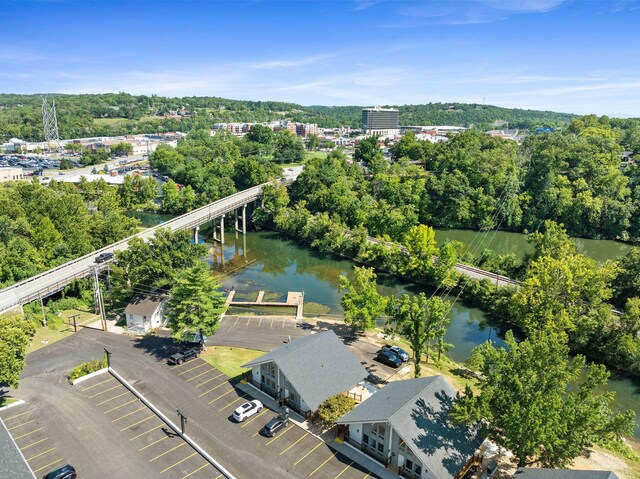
xmin=434 ymin=228 xmax=637 ymax=263
xmin=203 ymin=230 xmax=640 ymax=435
xmin=125 ymin=211 xmax=177 ymax=227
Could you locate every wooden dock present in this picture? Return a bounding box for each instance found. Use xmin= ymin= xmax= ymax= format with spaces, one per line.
xmin=225 ymin=290 xmax=304 ymax=320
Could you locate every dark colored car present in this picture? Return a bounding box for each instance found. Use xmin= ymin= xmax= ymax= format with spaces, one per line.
xmin=95 ymin=251 xmax=115 ymax=263
xmin=375 ymin=350 xmax=402 ymax=368
xmin=262 ymin=415 xmax=289 ymax=437
xmin=43 ymin=464 xmax=76 ymax=479
xmin=181 ymin=331 xmax=207 ymax=350
xmin=381 ymin=344 xmax=410 ymax=362
xmin=168 ymin=348 xmax=200 ymax=365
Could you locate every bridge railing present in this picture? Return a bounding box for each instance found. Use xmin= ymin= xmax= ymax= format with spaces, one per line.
xmin=0 ymin=183 xmax=268 ymax=305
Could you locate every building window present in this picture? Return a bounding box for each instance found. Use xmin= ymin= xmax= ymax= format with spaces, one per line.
xmin=363 ymin=433 xmax=369 ymax=445
xmin=377 ymin=441 xmax=384 ymax=454
xmin=414 ymin=465 xmax=421 ymax=475
xmin=406 ymin=459 xmax=413 ymax=471
xmin=377 ymin=424 xmax=386 ymax=437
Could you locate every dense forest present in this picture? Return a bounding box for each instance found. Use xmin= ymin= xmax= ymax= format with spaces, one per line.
xmin=0 ymin=92 xmax=582 ymax=142
xmin=0 ymin=178 xmax=143 ymax=287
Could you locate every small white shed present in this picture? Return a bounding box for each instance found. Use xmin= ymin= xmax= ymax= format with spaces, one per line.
xmin=124 ymin=293 xmax=167 ymax=335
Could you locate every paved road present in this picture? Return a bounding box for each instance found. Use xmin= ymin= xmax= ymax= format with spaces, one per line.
xmin=4 ymin=327 xmax=376 ymax=479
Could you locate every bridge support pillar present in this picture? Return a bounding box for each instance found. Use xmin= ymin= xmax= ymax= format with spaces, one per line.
xmin=242 ymin=204 xmax=247 ymax=235
xmin=220 ymin=214 xmax=225 ymax=246
xmin=194 ymin=226 xmax=199 ymax=244
xmin=234 ymin=204 xmax=247 ymax=236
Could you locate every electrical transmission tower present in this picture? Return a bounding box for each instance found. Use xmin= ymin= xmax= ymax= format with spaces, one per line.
xmin=41 ymin=95 xmax=60 ymax=150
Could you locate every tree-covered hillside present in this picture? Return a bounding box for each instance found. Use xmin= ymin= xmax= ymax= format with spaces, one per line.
xmin=307 ymin=103 xmax=575 ymax=129
xmin=0 ymin=93 xmax=577 ymax=142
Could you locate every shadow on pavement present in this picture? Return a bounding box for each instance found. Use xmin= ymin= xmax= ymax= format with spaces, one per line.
xmin=132 ymin=333 xmax=180 ymax=361
xmin=315 ymin=320 xmax=359 ymax=345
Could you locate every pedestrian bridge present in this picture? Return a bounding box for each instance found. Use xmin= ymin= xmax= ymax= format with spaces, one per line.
xmin=0 ymin=181 xmax=282 ymax=314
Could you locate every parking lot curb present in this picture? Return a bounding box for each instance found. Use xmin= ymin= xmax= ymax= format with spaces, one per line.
xmin=0 ymin=399 xmax=25 ymax=412
xmin=71 ymin=367 xmax=109 ymax=385
xmin=108 ymin=367 xmax=237 ymax=479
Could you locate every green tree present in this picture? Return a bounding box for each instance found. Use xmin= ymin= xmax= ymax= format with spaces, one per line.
xmin=338 ymin=266 xmax=387 ymax=332
xmin=385 ymin=293 xmax=449 ymax=377
xmin=305 ymin=134 xmax=319 ymax=151
xmin=167 ymin=263 xmax=227 ymax=341
xmin=161 ymin=180 xmax=182 ymax=214
xmin=0 ymin=315 xmax=36 ymax=389
xmin=111 ymin=142 xmax=133 ymax=157
xmin=452 ymin=330 xmax=635 ymax=468
xmin=116 ymin=229 xmax=207 ymax=289
xmin=512 ymin=250 xmax=617 ymax=336
xmin=246 ymin=124 xmax=274 ymax=145
xmin=273 ymin=130 xmax=305 ymax=164
xmin=317 ymin=394 xmax=356 ymax=428
xmin=612 ymin=247 xmax=640 ymax=306
xmin=253 ymin=181 xmax=290 ymax=225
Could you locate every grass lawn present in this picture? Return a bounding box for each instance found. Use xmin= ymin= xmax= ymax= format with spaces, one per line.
xmin=305 ymin=151 xmax=328 ymax=161
xmin=0 ymin=397 xmax=19 ymax=408
xmin=201 ymin=346 xmax=265 ymax=380
xmin=27 ymin=308 xmax=100 ymax=354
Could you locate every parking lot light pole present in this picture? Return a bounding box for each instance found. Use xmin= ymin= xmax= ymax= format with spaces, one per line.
xmin=177 ymin=409 xmax=187 ymax=434
xmin=104 ymin=348 xmax=111 ymax=368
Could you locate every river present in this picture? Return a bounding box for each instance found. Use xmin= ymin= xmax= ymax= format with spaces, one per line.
xmin=202 ymin=229 xmax=640 ymax=436
xmin=434 ymin=228 xmax=637 ymax=263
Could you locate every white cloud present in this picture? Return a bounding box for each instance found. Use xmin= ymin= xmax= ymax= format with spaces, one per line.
xmin=388 ymin=0 xmax=570 ymax=26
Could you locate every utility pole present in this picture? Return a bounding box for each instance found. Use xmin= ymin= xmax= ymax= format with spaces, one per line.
xmin=39 ymin=296 xmax=47 ymax=327
xmin=93 ymin=266 xmax=107 ymax=331
xmin=106 ymin=263 xmax=113 ymax=306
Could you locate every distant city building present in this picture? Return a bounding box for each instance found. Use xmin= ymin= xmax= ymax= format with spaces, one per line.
xmin=362 ymin=107 xmax=400 ymax=137
xmin=296 ymin=123 xmax=319 ymax=137
xmin=0 ymin=167 xmax=24 ymax=182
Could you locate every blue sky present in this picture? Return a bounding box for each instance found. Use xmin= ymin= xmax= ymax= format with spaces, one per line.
xmin=1 ymin=0 xmax=639 ymax=116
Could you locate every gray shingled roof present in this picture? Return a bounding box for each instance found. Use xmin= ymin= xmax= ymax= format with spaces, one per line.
xmin=0 ymin=418 xmax=35 ymax=478
xmin=514 ymin=468 xmax=619 ymax=479
xmin=242 ymin=330 xmax=368 ymax=411
xmin=338 ymin=376 xmax=482 ymax=479
xmin=124 ymin=292 xmax=165 ymax=317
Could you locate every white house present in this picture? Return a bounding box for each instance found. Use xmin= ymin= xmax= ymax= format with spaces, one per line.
xmin=124 ymin=292 xmax=167 ymax=335
xmin=338 ymin=376 xmax=482 ymax=479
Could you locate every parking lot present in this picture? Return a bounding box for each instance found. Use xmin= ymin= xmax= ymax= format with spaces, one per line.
xmin=213 ymin=315 xmax=311 ymax=351
xmin=74 ymin=373 xmax=223 ymax=479
xmin=170 ymin=357 xmax=376 ymax=479
xmin=1 ymin=406 xmax=69 ymax=477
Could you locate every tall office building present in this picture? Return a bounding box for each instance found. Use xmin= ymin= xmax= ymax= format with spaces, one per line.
xmin=361 ymin=107 xmax=400 ymax=137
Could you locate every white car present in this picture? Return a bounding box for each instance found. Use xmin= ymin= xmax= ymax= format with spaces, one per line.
xmin=233 ymin=400 xmax=263 ymax=422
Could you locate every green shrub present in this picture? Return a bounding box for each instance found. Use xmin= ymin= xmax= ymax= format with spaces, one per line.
xmin=48 ymin=297 xmax=88 ymax=313
xmin=317 ymin=394 xmax=356 ymax=428
xmin=67 ymin=356 xmax=108 ymax=383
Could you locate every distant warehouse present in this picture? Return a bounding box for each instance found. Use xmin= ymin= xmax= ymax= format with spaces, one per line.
xmin=0 ymin=167 xmax=24 ymax=182
xmin=362 ymin=107 xmax=400 ymax=137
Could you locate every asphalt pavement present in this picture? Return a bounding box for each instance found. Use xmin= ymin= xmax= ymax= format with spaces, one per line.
xmin=4 ymin=328 xmax=378 ymax=479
